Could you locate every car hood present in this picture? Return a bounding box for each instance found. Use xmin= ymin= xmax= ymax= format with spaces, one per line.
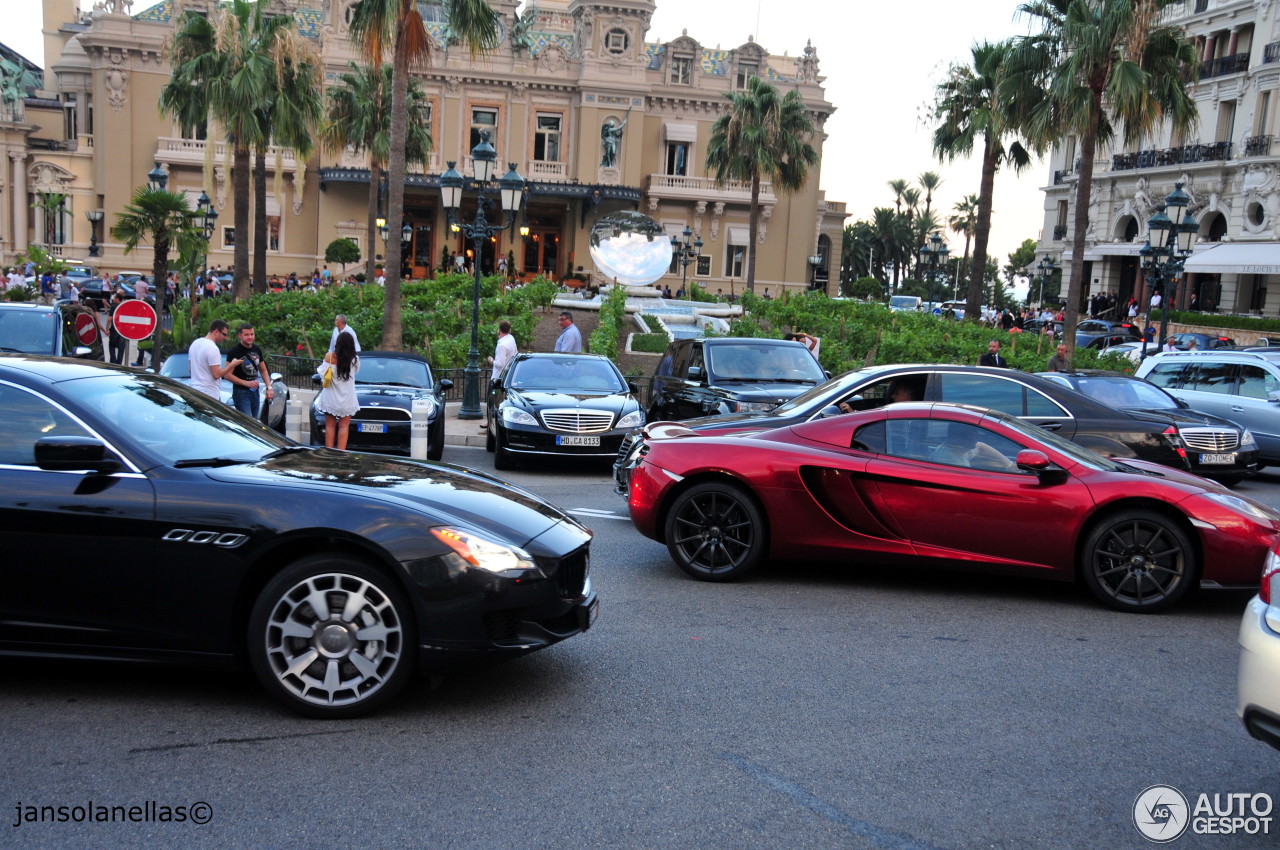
xmin=706 ymin=381 xmax=818 ymax=403
xmin=203 ymin=449 xmax=584 ymax=547
xmin=510 ymin=389 xmax=633 ymax=410
xmin=353 ymin=385 xmax=436 ymax=406
xmin=1125 ymin=406 xmax=1243 ymax=431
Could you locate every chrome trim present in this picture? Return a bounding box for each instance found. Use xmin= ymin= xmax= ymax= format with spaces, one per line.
xmin=540 ymin=408 xmax=615 ymax=433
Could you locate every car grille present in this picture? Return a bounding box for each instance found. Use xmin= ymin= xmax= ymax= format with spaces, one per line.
xmin=357 ymin=407 xmax=411 ymax=422
xmin=1179 ymin=428 xmax=1240 ymax=452
xmin=615 ymin=431 xmax=642 ymax=466
xmin=540 ymin=409 xmax=614 ymax=433
xmin=535 ymin=545 xmax=589 ymax=599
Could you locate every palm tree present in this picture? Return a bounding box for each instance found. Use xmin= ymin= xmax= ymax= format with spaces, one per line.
xmin=949 ymin=193 xmax=979 ymax=292
xmin=162 ymin=0 xmax=317 ymax=302
xmin=706 ymin=76 xmax=819 ymax=294
xmin=917 ymin=171 xmax=943 ymax=220
xmin=1016 ymin=0 xmax=1198 ymax=354
xmin=870 ymin=207 xmax=912 ymax=293
xmin=110 ymin=186 xmax=204 ymax=288
xmin=349 ymin=0 xmax=500 ymax=351
xmin=887 ymin=178 xmax=909 ymax=216
xmin=931 ymin=39 xmax=1034 ymax=324
xmin=322 ymin=62 xmax=434 ymax=284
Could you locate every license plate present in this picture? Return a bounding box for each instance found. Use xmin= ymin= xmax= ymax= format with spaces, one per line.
xmin=557 ymin=435 xmax=600 ymax=446
xmin=358 ymin=423 xmax=386 ymax=434
xmin=1199 ymin=453 xmax=1236 ymax=465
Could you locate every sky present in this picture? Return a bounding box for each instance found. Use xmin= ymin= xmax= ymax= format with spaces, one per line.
xmin=7 ymin=0 xmax=1051 ymax=290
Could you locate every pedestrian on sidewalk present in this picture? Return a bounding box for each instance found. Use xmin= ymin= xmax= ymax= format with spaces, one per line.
xmin=481 ymin=320 xmax=517 ymax=428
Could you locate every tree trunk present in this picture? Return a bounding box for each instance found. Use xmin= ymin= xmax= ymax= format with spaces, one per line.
xmin=745 ymin=175 xmax=760 ymax=294
xmin=253 ymin=144 xmax=267 ymax=294
xmin=152 ymin=234 xmax=169 ymax=290
xmin=366 ymin=161 xmax=381 ymax=283
xmin=380 ymin=52 xmax=409 ymax=351
xmin=966 ymin=133 xmax=998 ymax=323
xmin=232 ymin=145 xmax=251 ymax=301
xmin=1063 ymin=93 xmax=1102 ymax=359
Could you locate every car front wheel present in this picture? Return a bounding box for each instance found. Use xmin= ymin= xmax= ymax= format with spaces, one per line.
xmin=1081 ymin=509 xmax=1197 ymax=613
xmin=248 ymin=555 xmax=416 ymax=717
xmin=664 ymin=481 xmax=766 ymax=581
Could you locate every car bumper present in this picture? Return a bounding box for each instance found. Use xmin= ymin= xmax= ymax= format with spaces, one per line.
xmin=501 ymin=424 xmax=628 ymax=459
xmin=1188 ymin=447 xmax=1260 ymax=481
xmin=312 ymin=414 xmax=435 ymax=454
xmin=1238 ymin=594 xmax=1280 ymax=751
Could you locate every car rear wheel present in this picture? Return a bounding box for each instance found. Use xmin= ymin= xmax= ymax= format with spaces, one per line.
xmin=1081 ymin=509 xmax=1197 ymax=613
xmin=248 ymin=555 xmax=416 ymax=718
xmin=665 ymin=481 xmax=765 ymax=581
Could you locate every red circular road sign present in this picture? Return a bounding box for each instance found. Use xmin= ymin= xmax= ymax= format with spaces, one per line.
xmin=74 ymin=312 xmax=98 ymax=346
xmin=112 ymin=298 xmax=157 ymax=341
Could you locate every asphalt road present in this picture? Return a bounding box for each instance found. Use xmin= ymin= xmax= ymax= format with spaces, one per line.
xmin=2 ymin=445 xmax=1278 ymax=849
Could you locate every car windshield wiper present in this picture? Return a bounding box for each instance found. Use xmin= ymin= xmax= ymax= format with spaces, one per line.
xmin=260 ymin=445 xmax=314 ymax=460
xmin=173 ymin=456 xmax=253 ymax=468
xmin=0 ymin=346 xmax=26 ymax=353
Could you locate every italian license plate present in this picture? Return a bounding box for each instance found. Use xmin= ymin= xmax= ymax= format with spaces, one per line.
xmin=557 ymin=435 xmax=600 ymax=446
xmin=358 ymin=423 xmax=386 ymax=434
xmin=1199 ymin=452 xmax=1236 ymax=465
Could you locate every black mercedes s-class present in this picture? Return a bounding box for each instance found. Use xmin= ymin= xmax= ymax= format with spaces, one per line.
xmin=0 ymin=355 xmax=597 ymax=718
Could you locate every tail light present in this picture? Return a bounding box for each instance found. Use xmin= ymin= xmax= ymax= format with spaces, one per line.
xmin=1163 ymin=425 xmax=1188 ymax=462
xmin=1261 ymin=547 xmax=1280 ymax=604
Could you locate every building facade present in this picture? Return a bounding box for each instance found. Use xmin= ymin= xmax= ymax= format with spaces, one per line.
xmin=0 ymin=0 xmax=845 ymax=295
xmin=1039 ymin=0 xmax=1280 ymax=315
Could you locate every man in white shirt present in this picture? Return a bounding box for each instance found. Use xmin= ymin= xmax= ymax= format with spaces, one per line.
xmin=188 ymin=320 xmax=241 ymax=401
xmin=481 ymin=320 xmax=518 ymax=428
xmin=554 ymin=311 xmax=582 ymax=353
xmin=134 ymin=276 xmax=149 ymax=301
xmin=328 ymin=314 xmax=362 ymax=353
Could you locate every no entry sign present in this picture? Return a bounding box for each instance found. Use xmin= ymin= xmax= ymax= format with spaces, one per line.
xmin=112 ymin=299 xmax=157 ymax=341
xmin=74 ymin=311 xmax=98 ymax=345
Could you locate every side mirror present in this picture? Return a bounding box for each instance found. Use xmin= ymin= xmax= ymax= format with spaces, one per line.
xmin=270 ymin=372 xmax=284 ymax=382
xmin=1015 ymin=449 xmax=1068 ymax=484
xmin=816 ymin=404 xmax=843 ymax=419
xmin=437 ymin=378 xmax=454 ymax=393
xmin=687 ymin=365 xmax=703 ymax=381
xmin=1268 ymin=392 xmax=1280 ymax=405
xmin=35 ymin=436 xmax=122 ymax=474
xmin=311 ymin=374 xmax=322 ymax=387
xmin=72 ymin=346 xmax=93 ymax=358
xmin=628 ymin=381 xmax=640 ymax=394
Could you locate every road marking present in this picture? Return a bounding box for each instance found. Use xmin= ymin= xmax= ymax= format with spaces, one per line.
xmin=570 ymin=508 xmax=628 ymax=520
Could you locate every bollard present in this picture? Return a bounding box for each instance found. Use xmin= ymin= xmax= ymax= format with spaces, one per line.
xmin=410 ymin=398 xmax=432 ymax=460
xmin=286 ymin=398 xmax=305 ymax=444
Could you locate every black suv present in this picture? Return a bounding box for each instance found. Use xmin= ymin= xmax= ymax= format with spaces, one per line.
xmin=0 ymin=302 xmax=104 ymax=360
xmin=647 ymin=337 xmax=826 ymax=421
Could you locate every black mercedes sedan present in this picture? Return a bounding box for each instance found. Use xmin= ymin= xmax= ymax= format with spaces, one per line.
xmin=616 ymin=364 xmax=1200 ymax=494
xmin=310 ymin=350 xmax=452 ymax=460
xmin=487 ymin=352 xmax=644 ymax=469
xmin=0 ymin=355 xmax=597 ymax=718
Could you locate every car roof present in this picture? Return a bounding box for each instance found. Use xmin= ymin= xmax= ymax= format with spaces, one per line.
xmin=359 ymin=349 xmax=430 ymax=364
xmin=0 ymin=353 xmax=131 ymax=383
xmin=513 ymin=351 xmax=613 ymax=362
xmin=0 ymin=302 xmax=57 ymax=313
xmin=1142 ymin=349 xmax=1280 ymax=363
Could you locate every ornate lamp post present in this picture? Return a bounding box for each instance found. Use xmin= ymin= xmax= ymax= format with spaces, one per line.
xmin=147 ymin=162 xmax=167 ymax=191
xmin=669 ymin=226 xmax=702 ymax=299
xmin=1139 ymin=182 xmax=1199 ymax=357
xmin=918 ymin=231 xmax=949 ymax=312
xmin=807 ymin=254 xmax=822 ymax=291
xmin=438 ymin=131 xmax=525 ymax=420
xmin=85 ymin=209 xmax=104 ymax=257
xmin=193 ymin=191 xmax=217 ymax=300
xmin=1034 ymin=255 xmax=1057 ymax=309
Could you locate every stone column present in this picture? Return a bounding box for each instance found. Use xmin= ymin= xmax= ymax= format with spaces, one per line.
xmin=1227 ymin=27 xmax=1240 ymax=58
xmin=1203 ymin=34 xmax=1217 ymax=64
xmin=10 ymin=151 xmax=26 ymax=254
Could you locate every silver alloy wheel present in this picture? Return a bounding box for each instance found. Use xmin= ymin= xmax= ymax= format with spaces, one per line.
xmin=262 ymin=571 xmax=405 ymax=708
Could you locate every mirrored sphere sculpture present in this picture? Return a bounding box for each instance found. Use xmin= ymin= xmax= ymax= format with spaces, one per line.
xmin=588 ymin=211 xmax=673 ymax=287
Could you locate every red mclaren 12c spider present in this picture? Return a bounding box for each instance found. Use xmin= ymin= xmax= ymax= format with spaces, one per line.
xmin=624 ymin=402 xmax=1280 ymax=613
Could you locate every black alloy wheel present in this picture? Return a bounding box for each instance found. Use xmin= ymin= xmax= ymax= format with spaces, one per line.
xmin=1081 ymin=509 xmax=1197 ymax=613
xmin=664 ymin=481 xmax=766 ymax=581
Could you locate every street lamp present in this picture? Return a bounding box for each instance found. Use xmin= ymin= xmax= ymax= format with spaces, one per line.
xmin=1034 ymin=255 xmax=1057 ymax=309
xmin=85 ymin=209 xmax=104 ymax=258
xmin=147 ymin=162 xmax=167 ymax=191
xmin=192 ymin=190 xmax=217 ymax=305
xmin=807 ymin=254 xmax=823 ymax=291
xmin=437 ymin=131 xmax=525 ymax=420
xmin=669 ymin=226 xmax=702 ymax=299
xmin=1140 ymin=182 xmax=1199 ymax=356
xmin=918 ymin=231 xmax=949 ymax=313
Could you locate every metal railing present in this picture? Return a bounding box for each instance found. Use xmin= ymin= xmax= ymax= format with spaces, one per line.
xmin=1111 ymin=141 xmax=1233 ymax=171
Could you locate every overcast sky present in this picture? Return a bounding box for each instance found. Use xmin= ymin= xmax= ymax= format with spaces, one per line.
xmin=7 ymin=0 xmax=1052 ymax=292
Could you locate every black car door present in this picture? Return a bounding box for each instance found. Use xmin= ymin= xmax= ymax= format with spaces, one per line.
xmin=0 ymin=381 xmax=159 ymax=649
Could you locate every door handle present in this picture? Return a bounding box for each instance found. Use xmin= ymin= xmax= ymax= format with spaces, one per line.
xmin=1037 ymin=422 xmax=1064 ymax=431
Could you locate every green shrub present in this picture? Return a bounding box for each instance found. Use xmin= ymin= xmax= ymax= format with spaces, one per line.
xmin=630 ymin=332 xmax=669 ymax=353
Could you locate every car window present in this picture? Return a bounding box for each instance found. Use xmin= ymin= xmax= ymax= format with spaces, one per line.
xmin=0 ymin=309 xmax=59 ymax=355
xmin=1238 ymin=365 xmax=1279 ymax=400
xmin=937 ymin=373 xmax=1066 ymax=418
xmin=1074 ymin=376 xmax=1175 ymax=409
xmin=879 ymin=419 xmax=1022 ymax=472
xmin=851 ymin=420 xmax=887 ymax=453
xmin=0 ymin=383 xmax=97 ymax=466
xmin=1184 ymin=363 xmax=1234 ymax=394
xmin=356 ymin=357 xmax=430 ymax=386
xmin=1143 ymin=361 xmax=1187 ymax=390
xmin=706 ymin=343 xmax=823 ymax=382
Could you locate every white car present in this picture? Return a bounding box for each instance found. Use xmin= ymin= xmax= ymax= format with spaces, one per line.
xmin=1238 ymin=561 xmax=1280 ymax=751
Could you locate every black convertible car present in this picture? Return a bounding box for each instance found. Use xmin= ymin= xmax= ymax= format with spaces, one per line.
xmin=310 ymin=350 xmax=452 ymax=460
xmin=0 ymin=355 xmax=597 ymax=717
xmin=487 ymin=352 xmax=644 ymax=469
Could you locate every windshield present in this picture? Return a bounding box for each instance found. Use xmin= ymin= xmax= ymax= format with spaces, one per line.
xmin=0 ymin=309 xmax=58 ymax=355
xmin=1070 ymin=376 xmax=1177 ymax=410
xmin=60 ymin=372 xmax=289 ymax=465
xmin=509 ymin=356 xmax=627 ymax=392
xmin=705 ymin=343 xmax=825 ymax=382
xmin=355 ymin=356 xmax=432 ymax=387
xmin=159 ymin=353 xmax=192 ymax=379
xmin=986 ymin=407 xmax=1125 ymax=471
xmin=772 ymin=369 xmax=877 ymax=415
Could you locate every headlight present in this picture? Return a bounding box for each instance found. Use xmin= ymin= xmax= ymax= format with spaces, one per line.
xmin=430 ymin=527 xmax=538 ymax=577
xmin=1242 ymin=429 xmax=1258 ymax=448
xmin=735 ymin=401 xmax=775 ymax=413
xmin=501 ymin=406 xmax=538 ymax=426
xmin=616 ymin=409 xmax=645 ymax=429
xmin=1202 ymin=492 xmax=1280 ymax=522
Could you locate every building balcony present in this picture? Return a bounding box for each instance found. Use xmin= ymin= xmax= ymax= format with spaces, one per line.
xmin=1266 ymin=42 xmax=1280 ymax=64
xmin=1053 ymin=225 xmax=1068 ymax=241
xmin=1111 ymin=141 xmax=1233 ymax=171
xmin=1244 ymin=135 xmax=1273 ymax=157
xmin=1199 ymin=52 xmax=1249 ymax=79
xmin=155 ymin=136 xmax=298 ymax=170
xmin=525 ymin=160 xmax=568 ymax=181
xmin=645 ymin=173 xmax=774 ymax=205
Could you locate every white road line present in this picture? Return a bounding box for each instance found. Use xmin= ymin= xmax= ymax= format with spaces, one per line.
xmin=570 ymin=508 xmax=628 ymax=520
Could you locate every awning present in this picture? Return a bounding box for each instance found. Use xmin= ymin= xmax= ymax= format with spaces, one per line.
xmin=1183 ymin=243 xmax=1280 ymax=275
xmin=663 ymin=122 xmax=698 ymax=143
xmin=727 ymin=226 xmax=750 ymax=245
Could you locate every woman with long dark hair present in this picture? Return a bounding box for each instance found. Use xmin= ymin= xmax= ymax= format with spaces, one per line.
xmin=316 ymin=332 xmax=360 ymax=449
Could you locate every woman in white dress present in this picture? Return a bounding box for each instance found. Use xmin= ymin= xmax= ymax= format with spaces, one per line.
xmin=316 ymin=332 xmax=360 ymax=449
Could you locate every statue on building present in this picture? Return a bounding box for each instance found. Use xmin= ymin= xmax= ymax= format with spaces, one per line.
xmin=600 ymin=110 xmax=629 ymax=168
xmin=0 ymin=57 xmax=40 ymax=112
xmin=510 ymin=2 xmax=537 ymax=54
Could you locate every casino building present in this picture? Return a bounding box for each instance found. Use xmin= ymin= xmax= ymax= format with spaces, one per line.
xmin=0 ymin=0 xmax=845 ymax=294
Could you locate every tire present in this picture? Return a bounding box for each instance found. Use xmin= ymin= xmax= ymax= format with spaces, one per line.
xmin=427 ymin=416 xmax=444 ymax=461
xmin=1080 ymin=509 xmax=1197 ymax=613
xmin=493 ymin=428 xmax=516 ymax=470
xmin=247 ymin=555 xmax=416 ymax=718
xmin=485 ymin=423 xmax=495 ymax=453
xmin=664 ymin=481 xmax=766 ymax=581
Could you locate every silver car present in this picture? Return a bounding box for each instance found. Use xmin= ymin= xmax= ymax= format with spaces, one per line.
xmin=158 ymin=352 xmax=289 ymax=431
xmin=1238 ymin=560 xmax=1280 ymax=751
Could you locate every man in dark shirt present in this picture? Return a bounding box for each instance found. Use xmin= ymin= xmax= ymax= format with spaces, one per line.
xmin=224 ymin=322 xmax=273 ymax=418
xmin=978 ymin=339 xmax=1008 ymax=368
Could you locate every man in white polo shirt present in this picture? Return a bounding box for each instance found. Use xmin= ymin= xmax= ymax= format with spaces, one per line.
xmin=188 ymin=319 xmax=242 ymax=401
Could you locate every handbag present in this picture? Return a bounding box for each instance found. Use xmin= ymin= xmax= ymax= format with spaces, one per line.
xmin=321 ymin=364 xmax=333 ymax=388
